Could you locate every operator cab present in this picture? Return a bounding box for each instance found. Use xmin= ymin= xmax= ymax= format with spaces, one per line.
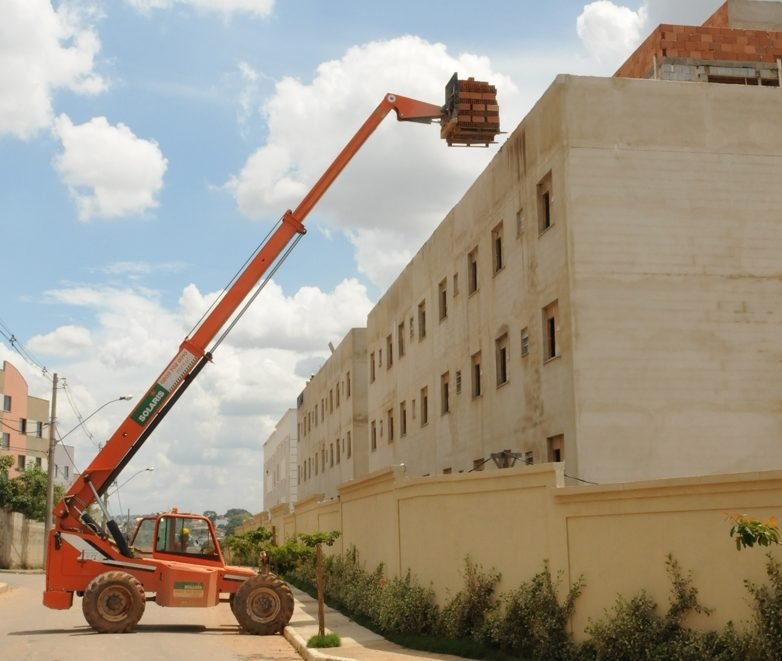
xmin=130 ymin=512 xmax=222 ymax=563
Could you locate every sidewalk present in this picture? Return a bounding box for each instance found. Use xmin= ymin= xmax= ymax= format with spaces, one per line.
xmin=284 ymin=587 xmax=470 ymax=661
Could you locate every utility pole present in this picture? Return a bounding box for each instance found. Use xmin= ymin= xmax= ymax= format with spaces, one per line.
xmin=43 ymin=373 xmax=58 ymax=563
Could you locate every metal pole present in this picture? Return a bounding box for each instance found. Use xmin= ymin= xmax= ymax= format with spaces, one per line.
xmin=43 ymin=373 xmax=58 ymax=563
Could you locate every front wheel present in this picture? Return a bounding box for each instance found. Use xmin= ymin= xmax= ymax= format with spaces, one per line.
xmin=82 ymin=571 xmax=146 ymax=633
xmin=233 ymin=574 xmax=293 ymax=635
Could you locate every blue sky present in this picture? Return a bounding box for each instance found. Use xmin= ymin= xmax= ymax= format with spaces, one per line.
xmin=0 ymin=0 xmax=724 ymax=514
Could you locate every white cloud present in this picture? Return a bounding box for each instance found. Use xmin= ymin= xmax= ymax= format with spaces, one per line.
xmin=227 ymin=36 xmax=517 ymax=291
xmin=126 ymin=0 xmax=274 ymax=16
xmin=52 ymin=115 xmax=168 ymax=221
xmin=17 ymin=276 xmax=368 ymax=513
xmin=576 ymin=0 xmax=725 ymax=66
xmin=0 ymin=0 xmax=106 ymax=139
xmin=577 ymin=1 xmax=648 ymax=63
xmin=26 ymin=324 xmax=92 ymax=357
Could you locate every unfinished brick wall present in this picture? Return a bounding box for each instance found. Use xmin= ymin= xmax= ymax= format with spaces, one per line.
xmin=615 ymin=23 xmax=782 ymax=78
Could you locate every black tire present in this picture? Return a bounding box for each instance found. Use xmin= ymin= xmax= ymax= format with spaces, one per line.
xmin=233 ymin=574 xmax=294 ymax=635
xmin=82 ymin=571 xmax=146 ymax=633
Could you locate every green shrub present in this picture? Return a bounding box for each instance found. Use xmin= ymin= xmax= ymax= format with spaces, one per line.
xmin=269 ymin=535 xmax=312 ymax=575
xmin=483 ymin=561 xmax=583 ymax=661
xmin=745 ymin=554 xmax=782 ymax=659
xmin=377 ymin=570 xmax=439 ymax=635
xmin=322 ymin=546 xmax=384 ymax=623
xmin=583 ymin=555 xmax=757 ymax=661
xmin=439 ymin=556 xmax=501 ymax=640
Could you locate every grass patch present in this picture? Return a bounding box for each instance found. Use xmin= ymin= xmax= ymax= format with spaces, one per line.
xmin=308 ymin=632 xmax=341 ymax=648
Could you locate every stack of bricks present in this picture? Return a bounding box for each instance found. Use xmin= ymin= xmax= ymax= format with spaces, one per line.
xmin=441 ymin=76 xmax=500 ymax=147
xmin=616 ymin=24 xmax=782 ymax=79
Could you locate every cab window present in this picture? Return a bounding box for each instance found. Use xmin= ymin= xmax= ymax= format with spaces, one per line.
xmin=155 ymin=516 xmax=219 ymax=559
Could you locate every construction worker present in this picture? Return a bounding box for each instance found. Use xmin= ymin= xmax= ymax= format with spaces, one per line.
xmin=177 ymin=527 xmax=191 ymax=551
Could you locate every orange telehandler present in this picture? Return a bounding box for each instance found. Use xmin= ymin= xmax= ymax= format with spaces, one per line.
xmin=43 ymin=75 xmax=499 ymax=634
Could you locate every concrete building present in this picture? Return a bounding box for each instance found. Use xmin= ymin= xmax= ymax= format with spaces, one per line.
xmin=262 ymin=408 xmax=298 ymax=510
xmin=0 ymin=361 xmax=49 ymax=477
xmin=363 ymin=0 xmax=782 ymax=486
xmin=0 ymin=361 xmax=77 ymax=486
xmin=295 ymin=329 xmax=368 ymax=501
xmin=265 ymin=0 xmax=782 ymax=503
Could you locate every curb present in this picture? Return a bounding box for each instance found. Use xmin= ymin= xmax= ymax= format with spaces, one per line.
xmin=283 ymin=625 xmax=354 ymax=661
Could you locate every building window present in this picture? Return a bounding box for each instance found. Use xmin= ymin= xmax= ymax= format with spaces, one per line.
xmin=386 ymin=334 xmax=393 ymax=368
xmin=441 ymin=372 xmax=450 ymax=414
xmin=336 ymin=384 xmax=340 ymax=408
xmin=329 ymin=389 xmax=333 ymax=413
xmin=387 ymin=409 xmax=394 ymax=442
xmin=409 ymin=316 xmax=414 ymax=340
xmin=346 ymin=371 xmax=351 ymax=398
xmin=400 ymin=401 xmax=407 ymax=437
xmin=496 ymin=333 xmax=509 ymax=385
xmin=378 ymin=348 xmax=382 ymax=367
xmin=455 ymin=370 xmax=462 ymax=394
xmin=321 ymin=448 xmax=325 ymax=471
xmin=468 ymin=247 xmax=479 ymax=294
xmin=521 ymin=327 xmax=530 ymax=357
xmin=398 ymin=322 xmax=405 ymax=358
xmin=16 ymin=455 xmax=25 ymax=472
xmin=543 ymin=300 xmax=560 ymax=360
xmin=418 ymin=300 xmax=427 ymax=339
xmin=370 ymin=352 xmax=376 ymax=382
xmin=347 ymin=431 xmax=352 ymax=458
xmin=547 ymin=434 xmax=564 ymax=462
xmin=537 ymin=171 xmax=553 ymax=233
xmin=330 ymin=444 xmax=334 ymax=467
xmin=471 ymin=352 xmax=482 ymax=397
xmin=453 ymin=273 xmax=459 ymax=296
xmin=36 ymin=421 xmax=43 ymax=438
xmin=371 ymin=421 xmax=377 ymax=450
xmin=438 ymin=278 xmax=448 ymax=320
xmin=337 ymin=438 xmax=341 ymax=464
xmin=321 ymin=401 xmax=324 ymax=422
xmin=2 ymin=395 xmax=10 ymax=412
xmin=492 ymin=222 xmax=504 ymax=273
xmin=1 ymin=432 xmax=9 ymax=449
xmin=63 ymin=465 xmax=69 ymax=480
xmin=19 ymin=418 xmax=27 ymax=434
xmin=420 ymin=387 xmax=428 ymax=426
xmin=516 ymin=207 xmax=524 ymax=237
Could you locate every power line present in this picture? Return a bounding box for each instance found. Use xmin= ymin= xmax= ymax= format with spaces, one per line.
xmin=0 ymin=316 xmax=51 ymax=379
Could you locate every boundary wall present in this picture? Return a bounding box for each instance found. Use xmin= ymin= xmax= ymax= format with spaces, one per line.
xmin=266 ymin=465 xmax=782 ymax=638
xmin=0 ymin=510 xmax=44 ymax=569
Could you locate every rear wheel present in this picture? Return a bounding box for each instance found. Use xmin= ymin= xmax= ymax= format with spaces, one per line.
xmin=233 ymin=574 xmax=293 ymax=635
xmin=82 ymin=571 xmax=146 ymax=633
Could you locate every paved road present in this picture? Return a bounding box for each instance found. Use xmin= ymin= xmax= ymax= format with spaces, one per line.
xmin=0 ymin=572 xmax=301 ymax=660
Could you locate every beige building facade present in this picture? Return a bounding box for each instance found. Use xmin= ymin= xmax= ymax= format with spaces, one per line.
xmin=367 ymin=71 xmax=782 ymax=485
xmin=264 ymin=0 xmax=782 ymax=502
xmin=262 ymin=408 xmax=298 ymax=510
xmin=295 ymin=329 xmax=369 ymax=501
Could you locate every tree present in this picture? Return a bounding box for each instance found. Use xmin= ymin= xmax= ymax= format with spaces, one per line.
xmin=0 ymin=464 xmax=64 ymax=521
xmin=202 ymin=510 xmax=217 ymax=523
xmin=223 ymin=527 xmax=273 ymax=566
xmin=223 ymin=508 xmax=253 ymax=536
xmin=300 ymin=531 xmax=341 ymax=639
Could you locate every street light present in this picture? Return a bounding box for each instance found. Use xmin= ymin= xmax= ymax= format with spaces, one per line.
xmin=44 ymin=394 xmax=134 ymax=560
xmin=112 ymin=466 xmax=155 ymax=493
xmin=105 ymin=467 xmax=154 ymax=536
